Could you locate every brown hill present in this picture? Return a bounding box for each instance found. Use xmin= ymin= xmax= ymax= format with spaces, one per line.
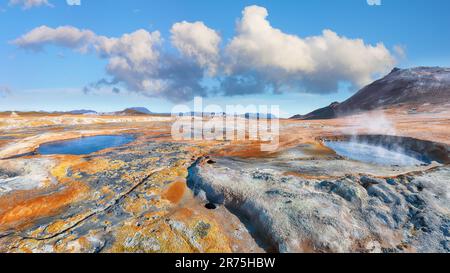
xmin=291 ymin=67 xmax=450 ymax=120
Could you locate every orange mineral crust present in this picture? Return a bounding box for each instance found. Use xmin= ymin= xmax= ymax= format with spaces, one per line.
xmin=0 ymin=182 xmax=89 ymax=232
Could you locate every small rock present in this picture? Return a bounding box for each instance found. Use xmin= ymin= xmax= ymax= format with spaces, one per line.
xmin=442 ymin=240 xmax=450 ymax=252
xmin=315 ymin=181 xmax=335 ymax=191
xmin=331 ymin=180 xmax=361 ymax=202
xmin=194 ymin=221 xmax=211 ymax=239
xmin=405 ymin=194 xmax=426 ymax=209
xmin=386 ymin=178 xmax=397 ymax=186
xmin=441 ymin=223 xmax=450 ymax=237
xmin=360 ymin=176 xmax=384 ymax=188
xmin=252 ymin=170 xmax=274 ymax=182
xmin=367 ymin=185 xmax=394 ymax=204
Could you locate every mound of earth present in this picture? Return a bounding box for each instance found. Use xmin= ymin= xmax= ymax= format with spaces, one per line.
xmin=115 ymin=107 xmax=152 ymax=116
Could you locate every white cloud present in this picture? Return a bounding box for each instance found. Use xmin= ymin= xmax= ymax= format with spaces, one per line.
xmin=14 ymin=27 xmax=162 ymax=81
xmin=9 ymin=0 xmax=53 ymax=9
xmin=13 ymin=25 xmax=95 ymax=51
xmin=171 ymin=21 xmax=221 ymax=75
xmin=14 ymin=26 xmax=163 ymax=92
xmin=304 ymin=29 xmax=395 ymax=90
xmin=13 ymin=5 xmax=398 ymax=101
xmin=223 ymin=5 xmax=395 ymax=94
xmin=225 ymin=6 xmax=314 ymax=75
xmin=14 ymin=25 xmax=208 ymax=101
xmin=94 ymin=29 xmax=164 ymax=94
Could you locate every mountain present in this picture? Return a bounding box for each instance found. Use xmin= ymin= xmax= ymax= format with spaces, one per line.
xmin=68 ymin=109 xmax=98 ymax=115
xmin=116 ymin=107 xmax=152 ymax=116
xmin=290 ymin=102 xmax=340 ymax=120
xmin=290 ymin=67 xmax=450 ymax=120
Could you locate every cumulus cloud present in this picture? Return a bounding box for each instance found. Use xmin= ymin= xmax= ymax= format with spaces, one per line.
xmin=9 ymin=0 xmax=53 ymax=9
xmin=95 ymin=30 xmax=209 ymax=100
xmin=13 ymin=25 xmax=95 ymax=52
xmin=13 ymin=5 xmax=398 ymax=101
xmin=171 ymin=21 xmax=221 ymax=75
xmin=14 ymin=26 xmax=208 ymax=101
xmin=226 ymin=6 xmax=314 ymax=75
xmin=94 ymin=29 xmax=163 ymax=92
xmin=223 ymin=5 xmax=395 ymax=95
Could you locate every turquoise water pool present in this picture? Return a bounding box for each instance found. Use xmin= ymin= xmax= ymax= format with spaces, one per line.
xmin=325 ymin=141 xmax=429 ymax=166
xmin=38 ymin=135 xmax=135 ymax=155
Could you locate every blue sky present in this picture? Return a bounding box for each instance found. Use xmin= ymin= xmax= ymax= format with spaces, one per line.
xmin=1 ymin=0 xmax=450 ymax=117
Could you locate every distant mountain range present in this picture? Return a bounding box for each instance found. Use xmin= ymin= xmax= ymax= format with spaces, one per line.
xmin=291 ymin=67 xmax=450 ymax=120
xmin=1 ymin=107 xmax=155 ymax=116
xmin=64 ymin=107 xmax=154 ymax=116
xmin=68 ymin=109 xmax=98 ymax=115
xmin=2 ymin=107 xmax=277 ymax=119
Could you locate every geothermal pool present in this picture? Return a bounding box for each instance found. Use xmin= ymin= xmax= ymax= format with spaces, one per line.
xmin=324 ymin=140 xmax=428 ymax=166
xmin=38 ymin=135 xmax=135 ymax=155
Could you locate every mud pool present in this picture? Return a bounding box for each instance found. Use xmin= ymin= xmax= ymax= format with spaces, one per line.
xmin=324 ymin=140 xmax=429 ymax=166
xmin=38 ymin=135 xmax=136 ymax=155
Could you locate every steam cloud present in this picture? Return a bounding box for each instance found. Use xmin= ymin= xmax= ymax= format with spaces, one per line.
xmin=341 ymin=110 xmax=397 ymax=136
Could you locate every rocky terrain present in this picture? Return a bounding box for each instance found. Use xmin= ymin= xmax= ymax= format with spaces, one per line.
xmin=0 ymin=97 xmax=449 ymax=253
xmin=189 ymin=154 xmax=449 ymax=253
xmin=291 ymin=67 xmax=450 ymax=120
xmin=0 ymin=121 xmax=263 ymax=253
